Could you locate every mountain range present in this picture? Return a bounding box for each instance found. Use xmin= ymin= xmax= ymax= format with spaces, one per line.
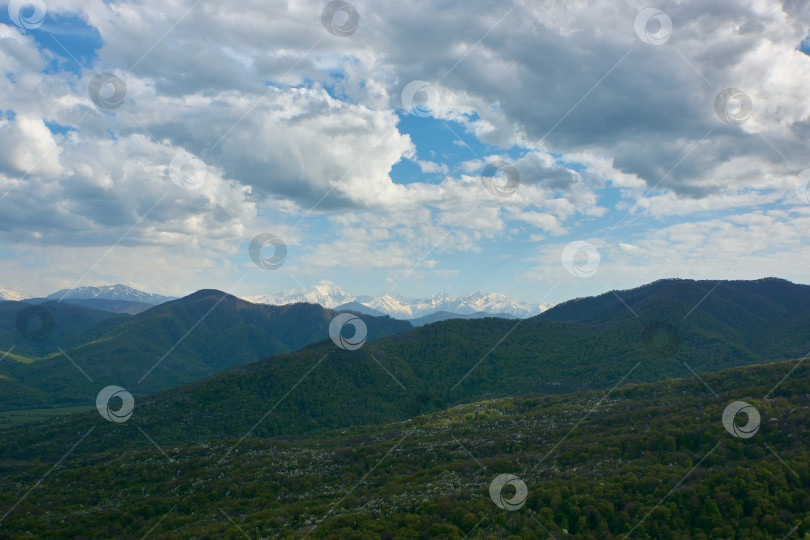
xmin=3 ymin=281 xmax=551 ymax=320
xmin=0 ymin=277 xmax=808 ymax=538
xmin=0 ymin=284 xmax=176 ymax=305
xmin=0 ymin=285 xmax=175 ymax=316
xmin=0 ymin=292 xmax=410 ymax=410
xmin=4 ymin=276 xmax=810 ymax=456
xmin=45 ymin=284 xmax=177 ymax=304
xmin=243 ymin=280 xmax=551 ymax=318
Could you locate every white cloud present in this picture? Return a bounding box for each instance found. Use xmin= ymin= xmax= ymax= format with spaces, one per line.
xmin=2 ymin=0 xmax=810 ymax=298
xmin=522 ymin=209 xmax=810 ymax=291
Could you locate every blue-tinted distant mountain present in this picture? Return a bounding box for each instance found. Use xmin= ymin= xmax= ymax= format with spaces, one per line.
xmin=25 ymin=297 xmax=154 ymax=315
xmin=0 ymin=300 xmax=127 ymax=359
xmin=410 ymin=310 xmax=518 ymax=327
xmin=45 ymin=284 xmax=175 ymax=305
xmin=334 ymin=301 xmax=387 ymax=317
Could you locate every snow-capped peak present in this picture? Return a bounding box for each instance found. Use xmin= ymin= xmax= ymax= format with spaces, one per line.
xmin=243 ymin=280 xmax=354 ymax=309
xmin=241 ymin=283 xmax=552 ymax=319
xmin=365 ymin=295 xmax=415 ymax=319
xmin=45 ymin=284 xmax=175 ymax=304
xmin=0 ymin=287 xmax=32 ymax=302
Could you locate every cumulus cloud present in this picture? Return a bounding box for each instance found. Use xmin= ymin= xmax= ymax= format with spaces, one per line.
xmin=1 ymin=0 xmax=809 ymax=298
xmin=523 ymin=209 xmax=810 ymax=291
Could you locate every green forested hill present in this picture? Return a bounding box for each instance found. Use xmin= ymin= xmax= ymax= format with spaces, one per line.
xmin=539 ymin=278 xmax=810 ymax=323
xmin=0 ymin=358 xmax=806 ymax=539
xmin=0 ymin=291 xmax=411 ymax=410
xmin=0 ymin=300 xmax=127 ymax=358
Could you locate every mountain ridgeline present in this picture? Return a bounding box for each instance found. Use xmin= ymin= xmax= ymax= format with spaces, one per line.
xmin=0 ymin=291 xmax=411 ymax=409
xmin=3 ymin=277 xmax=809 ymax=460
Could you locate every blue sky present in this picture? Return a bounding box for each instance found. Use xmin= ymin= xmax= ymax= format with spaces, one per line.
xmin=1 ymin=0 xmax=810 ymax=305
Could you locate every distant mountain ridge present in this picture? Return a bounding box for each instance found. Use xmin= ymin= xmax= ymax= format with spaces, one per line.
xmin=409 ymin=310 xmax=519 ymax=327
xmin=243 ymin=280 xmax=550 ymax=319
xmin=45 ymin=284 xmax=176 ymax=305
xmin=333 ymin=301 xmax=387 ymax=317
xmin=0 ymin=290 xmax=411 ymax=410
xmin=0 ymin=287 xmax=32 ymax=302
xmin=5 ymin=282 xmax=549 ymax=320
xmin=21 ymin=297 xmax=155 ymax=315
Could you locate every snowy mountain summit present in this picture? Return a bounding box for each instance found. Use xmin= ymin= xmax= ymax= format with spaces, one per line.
xmin=243 ymin=281 xmax=354 ymax=309
xmin=45 ymin=284 xmax=176 ymax=304
xmin=0 ymin=287 xmax=32 ymax=302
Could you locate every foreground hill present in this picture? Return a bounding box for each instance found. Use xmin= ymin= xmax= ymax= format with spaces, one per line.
xmin=540 ymin=277 xmax=810 ymax=358
xmin=0 ymin=358 xmax=806 ymax=538
xmin=413 ymin=277 xmax=810 ymax=375
xmin=0 ymin=290 xmax=411 ymax=410
xmin=3 ymin=278 xmax=810 ymax=457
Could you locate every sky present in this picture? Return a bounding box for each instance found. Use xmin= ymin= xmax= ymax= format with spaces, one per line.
xmin=1 ymin=0 xmax=810 ymax=305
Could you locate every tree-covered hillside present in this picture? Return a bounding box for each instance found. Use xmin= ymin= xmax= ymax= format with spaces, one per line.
xmin=0 ymin=291 xmax=411 ymax=410
xmin=0 ymin=358 xmax=806 ymax=538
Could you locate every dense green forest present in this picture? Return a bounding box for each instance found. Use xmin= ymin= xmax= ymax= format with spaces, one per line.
xmin=0 ymin=358 xmax=807 ymax=538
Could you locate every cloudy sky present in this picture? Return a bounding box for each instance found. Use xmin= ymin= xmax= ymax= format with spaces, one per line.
xmin=1 ymin=0 xmax=809 ymax=304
